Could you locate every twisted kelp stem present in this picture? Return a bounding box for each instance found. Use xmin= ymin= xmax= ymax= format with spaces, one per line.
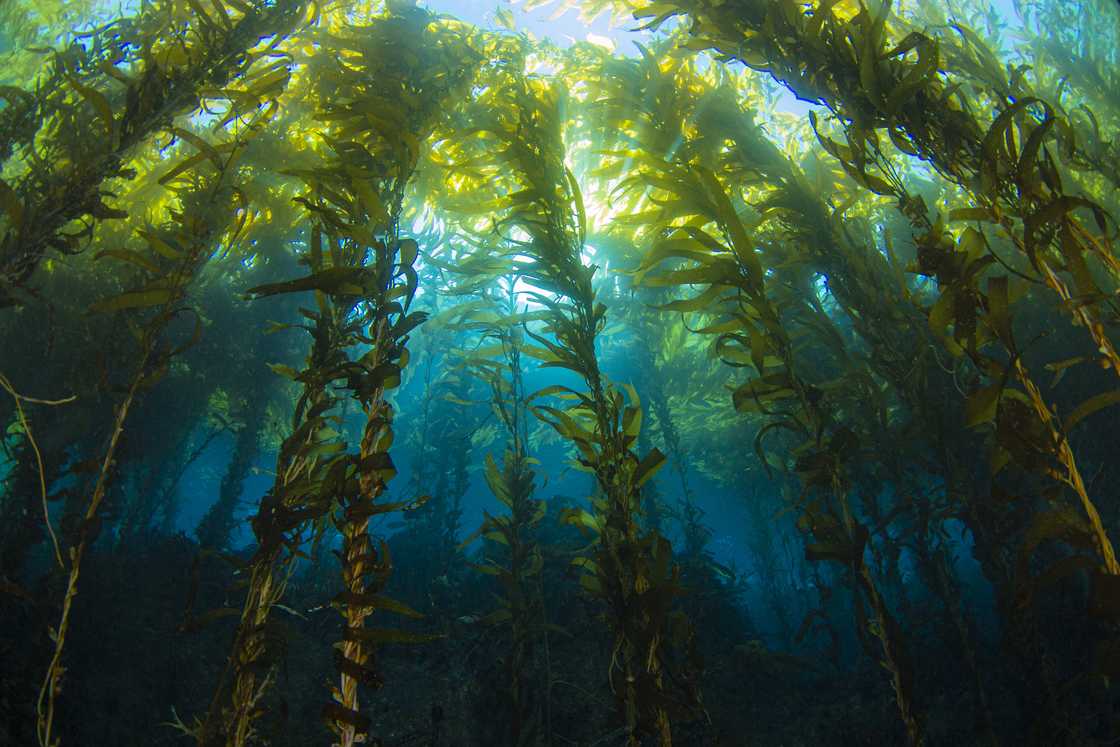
xmin=599 ymin=53 xmax=926 ymax=740
xmin=34 ymin=162 xmax=241 ymax=745
xmin=331 ymin=317 xmax=396 ymax=747
xmin=200 ymin=317 xmax=343 ymax=745
xmin=35 ymin=362 xmax=148 ymax=746
xmin=452 ymin=294 xmax=551 ymax=743
xmin=0 ymin=372 xmax=74 ymax=570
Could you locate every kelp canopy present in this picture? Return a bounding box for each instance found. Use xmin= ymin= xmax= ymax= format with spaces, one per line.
xmin=1 ymin=0 xmax=1119 ymax=744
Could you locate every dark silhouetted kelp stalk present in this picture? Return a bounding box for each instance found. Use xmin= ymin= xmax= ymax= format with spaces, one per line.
xmin=37 ymin=114 xmax=259 ymax=746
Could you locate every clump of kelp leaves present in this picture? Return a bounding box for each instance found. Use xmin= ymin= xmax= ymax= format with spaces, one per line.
xmin=1 ymin=0 xmax=1119 ymax=744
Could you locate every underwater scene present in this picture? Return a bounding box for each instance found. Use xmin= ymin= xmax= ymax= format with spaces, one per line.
xmin=1 ymin=0 xmax=1119 ymax=744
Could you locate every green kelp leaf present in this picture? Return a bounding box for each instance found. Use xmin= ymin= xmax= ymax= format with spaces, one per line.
xmin=394 ymin=309 xmax=427 ymax=338
xmin=247 ymin=267 xmax=368 ymax=298
xmin=397 ymin=238 xmax=419 ymax=269
xmin=1019 ymin=555 xmax=1098 ymax=609
xmin=468 ymin=561 xmax=504 ymax=576
xmin=268 ymin=363 xmax=302 ymax=380
xmin=571 ymin=556 xmax=599 ymax=575
xmin=481 ymin=608 xmax=513 ymax=625
xmin=1020 ymin=508 xmax=1095 ymax=563
xmin=90 ymin=289 xmax=173 ymax=313
xmin=658 ymin=285 xmax=728 ymax=313
xmin=965 ymin=383 xmax=1002 ymax=428
xmin=332 ymin=592 xmax=424 ymax=619
xmin=986 ymin=275 xmax=1012 ymax=343
xmin=138 ymin=229 xmax=186 ymax=260
xmin=366 ymin=362 xmax=402 ymax=390
xmin=0 ymin=179 xmax=24 ymax=230
xmin=1044 ymin=356 xmax=1086 ymax=388
xmin=159 ymin=142 xmax=239 ymax=185
xmin=559 ymin=507 xmax=600 ymax=533
xmin=884 ymin=36 xmax=939 ymax=116
xmin=170 ymin=127 xmax=226 ymax=169
xmin=94 ymin=249 xmax=162 ymax=275
xmin=64 ymin=71 xmax=115 ymax=143
xmin=981 ymin=98 xmax=1039 ymax=194
xmin=634 ymin=447 xmax=666 ymax=488
xmin=494 ymin=7 xmax=515 ymax=29
xmin=484 ymin=453 xmax=509 ymax=505
xmin=1064 ymin=391 xmax=1120 ymax=432
xmin=948 ymin=207 xmax=995 ymax=223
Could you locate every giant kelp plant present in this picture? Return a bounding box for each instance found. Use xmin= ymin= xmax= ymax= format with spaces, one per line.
xmin=1 ymin=0 xmax=1120 ymax=745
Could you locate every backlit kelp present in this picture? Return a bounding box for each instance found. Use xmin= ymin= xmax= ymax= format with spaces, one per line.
xmin=1 ymin=0 xmax=1120 ymax=745
xmin=0 ymin=0 xmax=313 ymax=307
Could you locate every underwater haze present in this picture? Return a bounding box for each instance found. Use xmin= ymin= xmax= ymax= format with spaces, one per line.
xmin=1 ymin=0 xmax=1120 ymax=745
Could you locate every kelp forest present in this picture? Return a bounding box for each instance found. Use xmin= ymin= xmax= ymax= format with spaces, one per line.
xmin=1 ymin=0 xmax=1120 ymax=744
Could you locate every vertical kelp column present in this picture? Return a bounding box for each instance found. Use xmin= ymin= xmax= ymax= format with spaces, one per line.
xmin=201 ymin=8 xmax=481 ymax=746
xmin=436 ymin=49 xmax=689 ymax=744
xmin=625 ymin=1 xmax=1120 ymax=727
xmin=578 ymin=50 xmax=926 ymax=744
xmin=36 ymin=115 xmax=261 ymax=747
xmin=0 ymin=0 xmax=312 ymax=306
xmin=446 ymin=288 xmax=552 ymax=743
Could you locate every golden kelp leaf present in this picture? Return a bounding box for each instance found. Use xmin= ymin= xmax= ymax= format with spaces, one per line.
xmin=159 ymin=142 xmax=239 ymax=185
xmin=267 ymin=363 xmax=302 ymax=380
xmin=927 ymin=292 xmax=954 ymax=338
xmin=90 ymin=289 xmax=173 ymax=313
xmin=137 ymin=229 xmax=186 ymax=260
xmin=332 ymin=592 xmax=424 ymax=619
xmin=64 ymin=72 xmax=115 ymax=143
xmin=986 ymin=275 xmax=1011 ymax=343
xmin=948 ymin=207 xmax=994 ymax=223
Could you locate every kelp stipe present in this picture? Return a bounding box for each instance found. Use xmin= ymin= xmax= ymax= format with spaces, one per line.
xmin=448 ymin=286 xmax=553 ymax=744
xmin=434 ymin=50 xmax=700 ymax=744
xmin=36 ymin=115 xmax=259 ymax=747
xmin=197 ymin=8 xmax=481 ymax=745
